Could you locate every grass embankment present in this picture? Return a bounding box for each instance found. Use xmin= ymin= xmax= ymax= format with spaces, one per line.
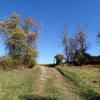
xmin=57 ymin=66 xmax=100 ymax=100
xmin=0 ymin=67 xmax=41 ymax=100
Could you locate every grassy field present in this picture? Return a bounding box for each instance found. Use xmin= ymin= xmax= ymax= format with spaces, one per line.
xmin=0 ymin=65 xmax=99 ymax=100
xmin=0 ymin=65 xmax=86 ymax=100
xmin=0 ymin=67 xmax=41 ymax=100
xmin=57 ymin=66 xmax=100 ymax=100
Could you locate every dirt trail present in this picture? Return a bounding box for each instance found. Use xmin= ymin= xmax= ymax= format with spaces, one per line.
xmin=33 ymin=65 xmax=84 ymax=100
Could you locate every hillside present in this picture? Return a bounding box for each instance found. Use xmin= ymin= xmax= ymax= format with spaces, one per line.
xmin=0 ymin=65 xmax=85 ymax=100
xmin=57 ymin=66 xmax=100 ymax=100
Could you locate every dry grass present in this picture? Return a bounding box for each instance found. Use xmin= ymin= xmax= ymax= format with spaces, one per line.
xmin=57 ymin=66 xmax=100 ymax=100
xmin=0 ymin=67 xmax=41 ymax=100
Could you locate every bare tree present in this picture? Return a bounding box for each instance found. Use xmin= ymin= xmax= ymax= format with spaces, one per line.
xmin=97 ymin=32 xmax=100 ymax=43
xmin=61 ymin=25 xmax=89 ymax=65
xmin=74 ymin=27 xmax=89 ymax=65
xmin=62 ymin=25 xmax=69 ymax=62
xmin=75 ymin=27 xmax=88 ymax=55
xmin=68 ymin=38 xmax=79 ymax=63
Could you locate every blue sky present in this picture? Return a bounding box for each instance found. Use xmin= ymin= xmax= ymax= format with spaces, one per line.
xmin=0 ymin=0 xmax=100 ymax=64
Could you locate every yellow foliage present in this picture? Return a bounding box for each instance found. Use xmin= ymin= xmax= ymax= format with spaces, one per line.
xmin=25 ymin=18 xmax=36 ymax=25
xmin=0 ymin=13 xmax=39 ymax=67
xmin=28 ymin=47 xmax=38 ymax=57
xmin=11 ymin=13 xmax=18 ymax=18
xmin=12 ymin=26 xmax=26 ymax=37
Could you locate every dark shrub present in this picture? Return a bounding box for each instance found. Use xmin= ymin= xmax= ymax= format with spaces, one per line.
xmin=55 ymin=54 xmax=64 ymax=65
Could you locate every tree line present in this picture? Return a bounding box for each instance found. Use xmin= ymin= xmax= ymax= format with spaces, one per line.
xmin=55 ymin=25 xmax=100 ymax=65
xmin=0 ymin=13 xmax=100 ymax=70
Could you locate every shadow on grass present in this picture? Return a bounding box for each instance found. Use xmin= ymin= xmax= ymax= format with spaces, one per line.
xmin=19 ymin=95 xmax=58 ymax=100
xmin=44 ymin=64 xmax=56 ymax=67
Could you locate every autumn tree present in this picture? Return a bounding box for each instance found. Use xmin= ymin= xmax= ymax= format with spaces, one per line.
xmin=55 ymin=54 xmax=64 ymax=64
xmin=0 ymin=13 xmax=39 ymax=68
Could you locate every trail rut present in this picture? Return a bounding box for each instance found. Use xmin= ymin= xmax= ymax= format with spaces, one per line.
xmin=32 ymin=65 xmax=85 ymax=100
